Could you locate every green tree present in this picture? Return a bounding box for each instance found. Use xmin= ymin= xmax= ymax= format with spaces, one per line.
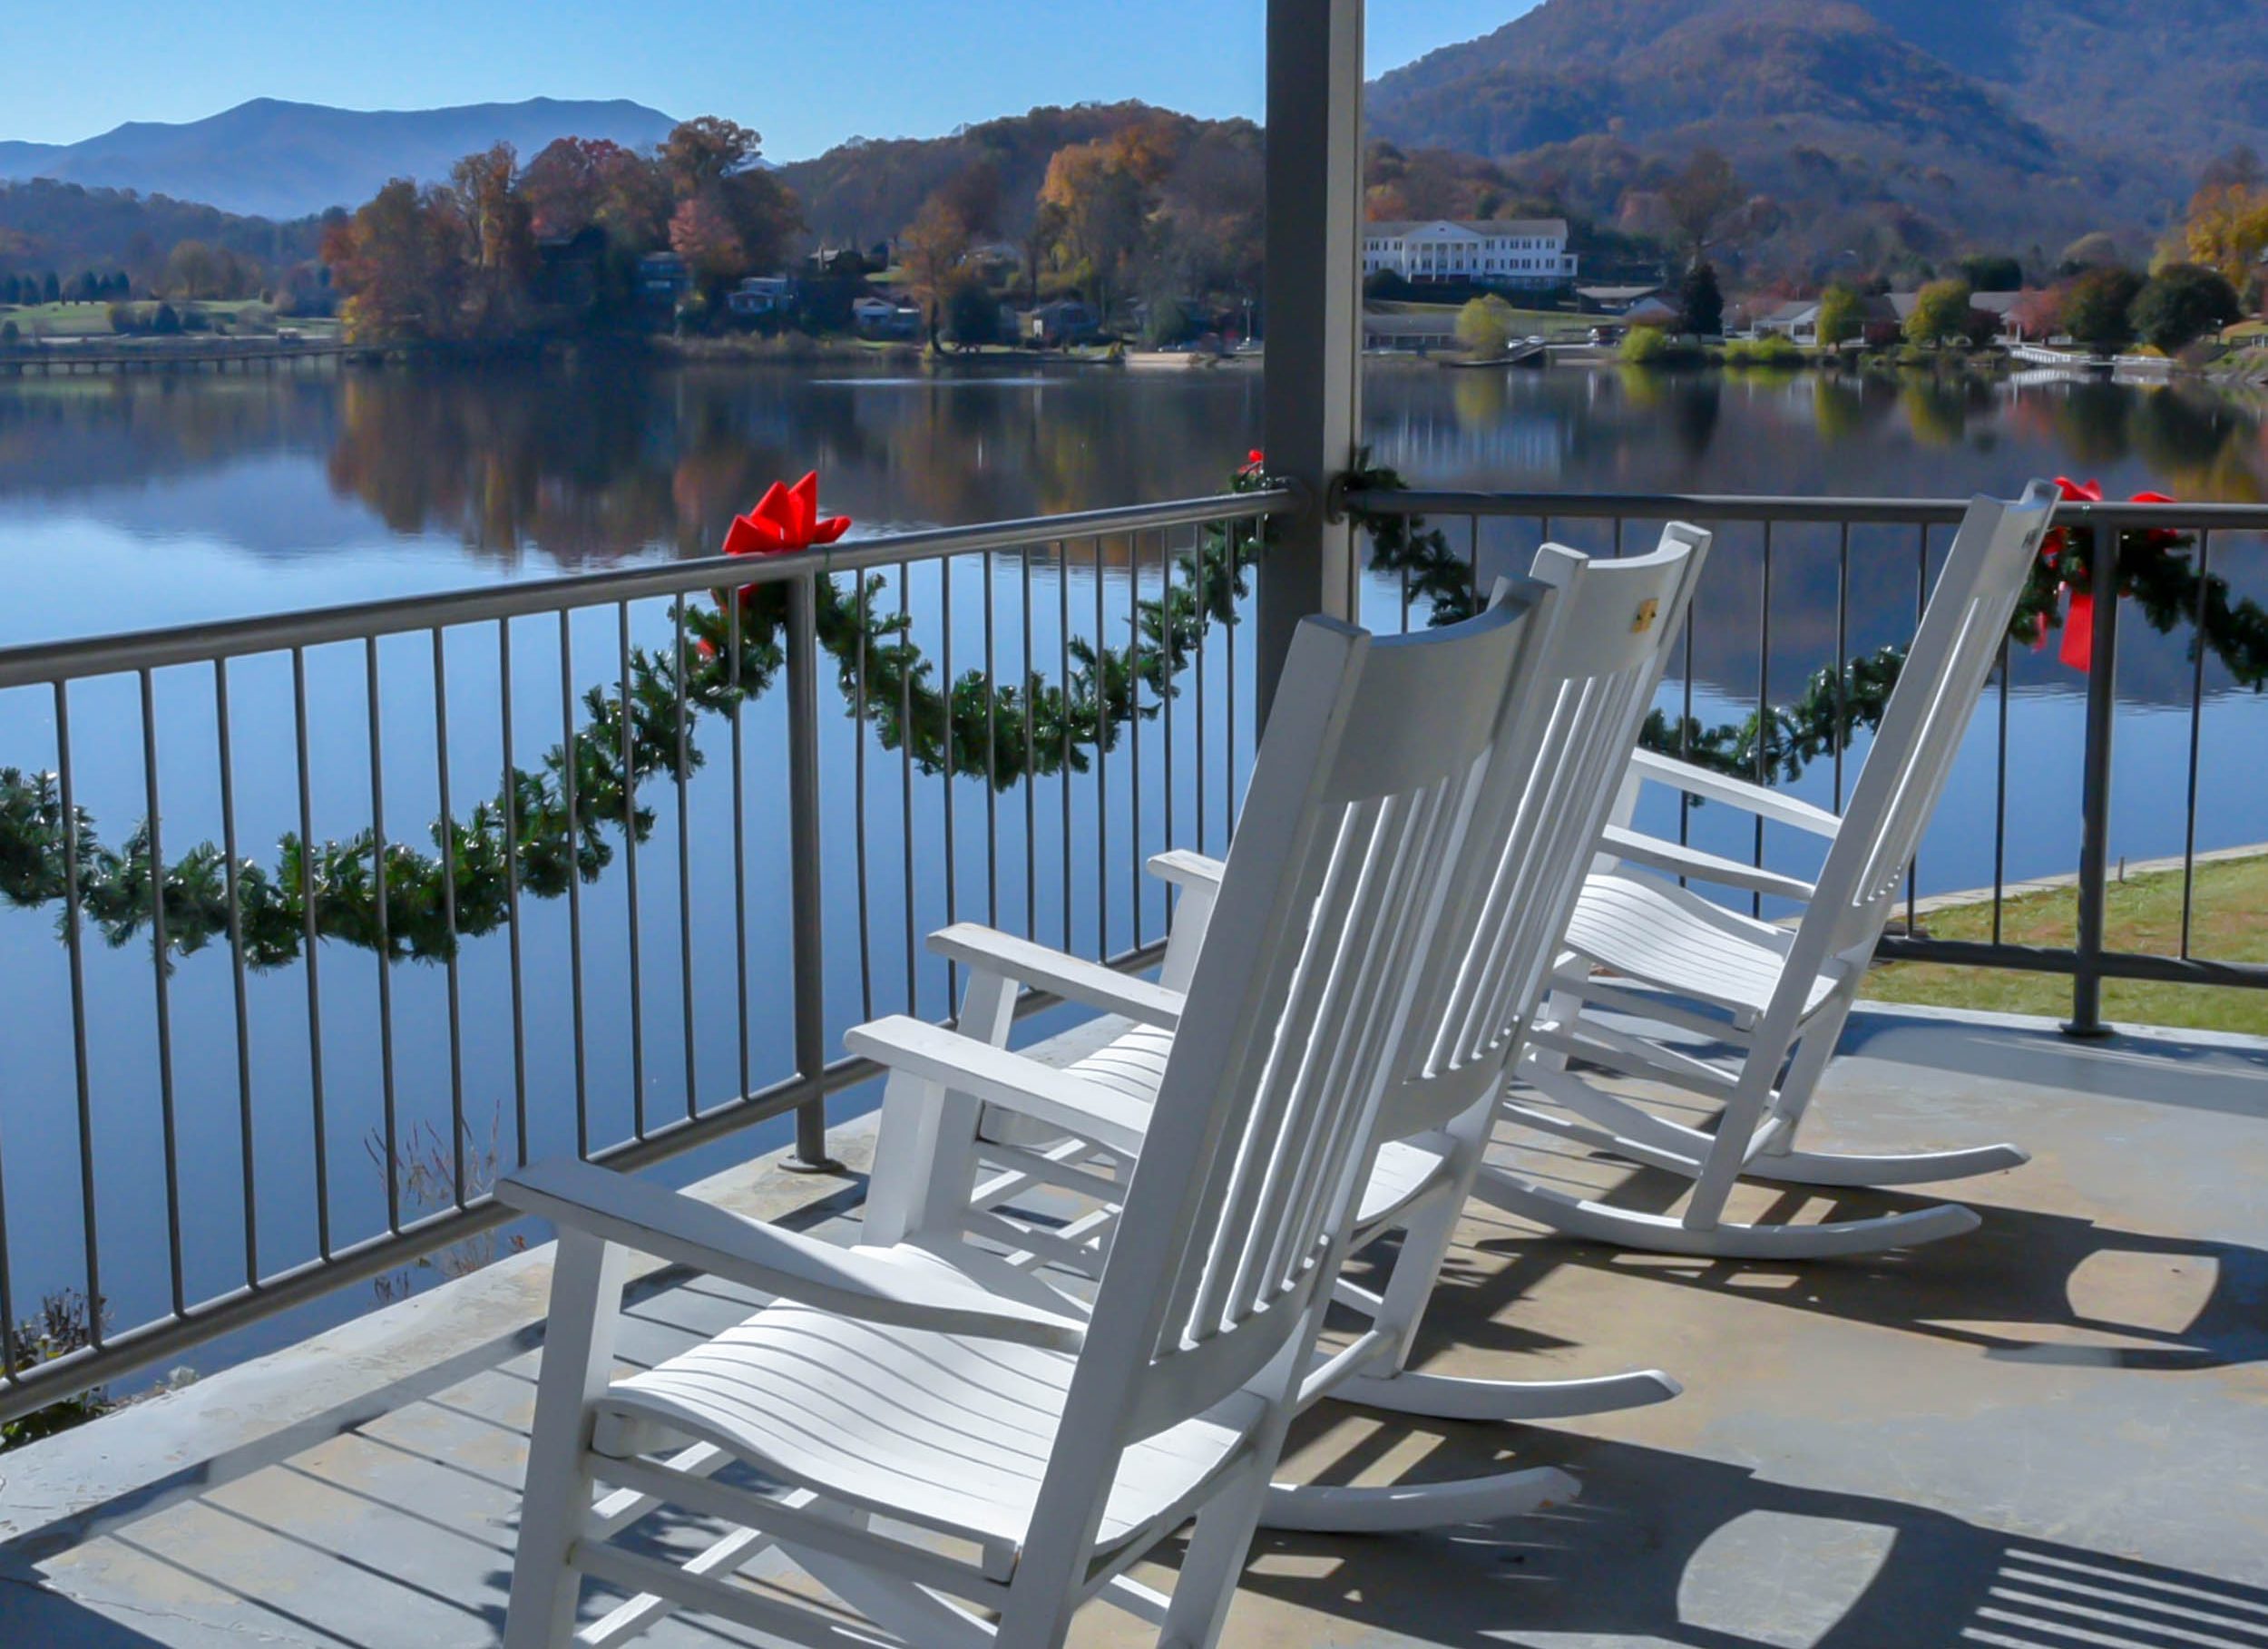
xmin=2063 ymin=266 xmax=2146 ymax=354
xmin=1455 ymin=293 xmax=1515 ymax=358
xmin=1958 ymin=254 xmax=2023 ymax=292
xmin=1679 ymin=261 xmax=1725 ymax=336
xmin=2130 ymin=263 xmax=2243 ymax=353
xmin=1816 ymin=282 xmax=1864 ymax=347
xmin=945 ymin=277 xmax=1002 ymax=346
xmin=0 ymin=320 xmax=18 ymax=345
xmin=1903 ymin=278 xmax=1974 ymax=346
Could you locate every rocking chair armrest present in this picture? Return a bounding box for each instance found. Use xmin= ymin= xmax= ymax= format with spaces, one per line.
xmin=1598 ymin=825 xmax=1820 ymax=903
xmin=1626 ymin=749 xmax=1845 ymax=838
xmin=499 ymin=1158 xmax=1087 ymax=1351
xmin=1147 ymin=849 xmax=1227 ymax=891
xmin=845 ymin=1015 xmax=1153 ymax=1157
xmin=926 ymin=923 xmax=1183 ymax=1029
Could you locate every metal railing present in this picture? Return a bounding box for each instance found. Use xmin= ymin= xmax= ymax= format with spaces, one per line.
xmin=0 ymin=489 xmax=1287 ymax=1424
xmin=1349 ymin=488 xmax=2268 ymax=1030
xmin=4 ymin=479 xmax=2263 ymax=1422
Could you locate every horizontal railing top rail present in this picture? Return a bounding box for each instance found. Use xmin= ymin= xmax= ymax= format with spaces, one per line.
xmin=0 ymin=489 xmax=1294 ymax=690
xmin=1345 ymin=488 xmax=2268 ymax=532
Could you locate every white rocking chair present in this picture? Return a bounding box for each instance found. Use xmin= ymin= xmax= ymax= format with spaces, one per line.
xmin=1481 ymin=483 xmax=2061 ymax=1260
xmin=862 ymin=529 xmax=1711 ymax=1536
xmin=496 ymin=588 xmax=1570 ymax=1648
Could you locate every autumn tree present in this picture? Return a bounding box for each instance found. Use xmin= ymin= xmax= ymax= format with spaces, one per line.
xmin=1903 ymin=278 xmax=1974 ymax=346
xmin=2182 ymin=182 xmax=2268 ymax=294
xmin=449 ymin=142 xmax=534 ymax=334
xmin=1661 ymin=150 xmax=1745 ymax=265
xmin=1815 ymin=282 xmax=1864 ymax=347
xmin=1039 ymin=133 xmax=1161 ymax=321
xmin=657 ymin=118 xmax=802 ymax=298
xmin=900 ymin=194 xmax=973 ymax=342
xmin=1456 ymin=294 xmax=1515 ymax=359
xmin=323 ymin=178 xmax=470 ymax=342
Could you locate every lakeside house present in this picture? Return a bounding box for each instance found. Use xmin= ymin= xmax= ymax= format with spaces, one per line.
xmin=727 ymin=275 xmax=797 ymax=318
xmin=851 ymin=295 xmax=922 ymax=339
xmin=1023 ymin=298 xmax=1101 ymax=346
xmin=1363 ymin=218 xmax=1578 ymax=287
xmin=636 ymin=251 xmax=691 ymax=306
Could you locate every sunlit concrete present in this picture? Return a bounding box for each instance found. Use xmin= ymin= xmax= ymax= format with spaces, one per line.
xmin=5 ymin=1002 xmax=2265 ymax=1648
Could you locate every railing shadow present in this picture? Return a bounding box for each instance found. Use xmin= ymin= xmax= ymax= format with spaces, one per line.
xmin=1241 ymin=1434 xmax=2268 ymax=1648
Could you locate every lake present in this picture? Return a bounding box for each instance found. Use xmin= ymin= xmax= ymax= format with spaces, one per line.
xmin=2 ymin=356 xmax=2263 ymax=1381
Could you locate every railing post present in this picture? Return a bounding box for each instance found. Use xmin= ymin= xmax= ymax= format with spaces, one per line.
xmin=1256 ymin=0 xmax=1365 ymax=732
xmin=784 ymin=573 xmax=844 ymax=1169
xmin=2063 ymin=516 xmax=2121 ymax=1040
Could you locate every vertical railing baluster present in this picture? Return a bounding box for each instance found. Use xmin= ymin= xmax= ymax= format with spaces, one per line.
xmin=1162 ymin=528 xmax=1177 ymax=857
xmin=140 ymin=668 xmax=184 ymax=1315
xmin=730 ymin=591 xmax=751 ymax=1102
xmin=900 ymin=564 xmax=917 ymax=1015
xmin=673 ymin=596 xmax=697 ymax=1121
xmin=2181 ymin=532 xmax=2211 ymax=959
xmin=854 ymin=577 xmax=874 ymax=1022
xmin=499 ymin=620 xmax=528 ymax=1165
xmin=984 ymin=551 xmax=999 ymax=937
xmin=786 ymin=573 xmax=835 ymax=1170
xmin=1753 ymin=522 xmax=1773 ymax=916
xmin=433 ymin=629 xmax=466 ymax=1208
xmin=1061 ymin=543 xmax=1074 ymax=954
xmin=1094 ymin=536 xmax=1109 ymax=959
xmin=1679 ymin=558 xmax=1696 ymax=852
xmin=1833 ymin=523 xmax=1850 ymax=811
xmin=558 ymin=611 xmax=589 ymax=1157
xmin=941 ymin=558 xmax=959 ymax=1006
xmin=1993 ymin=638 xmax=2010 ymax=946
xmin=618 ymin=601 xmax=646 ymax=1140
xmin=292 ymin=647 xmax=331 ymax=1254
xmin=1129 ymin=529 xmax=1143 ymax=949
xmin=1196 ymin=523 xmax=1209 ymax=858
xmin=1908 ymin=524 xmax=1927 ymax=932
xmin=1022 ymin=545 xmax=1037 ymax=942
xmin=55 ymin=684 xmax=103 ymax=1337
xmin=364 ymin=639 xmax=398 ymax=1231
xmin=214 ymin=660 xmax=258 ymax=1284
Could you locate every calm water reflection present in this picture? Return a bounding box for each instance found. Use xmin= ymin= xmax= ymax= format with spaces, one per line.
xmin=2 ymin=358 xmax=2263 ymax=1380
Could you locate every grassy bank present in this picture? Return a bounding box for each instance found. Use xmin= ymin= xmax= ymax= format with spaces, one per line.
xmin=1862 ymin=854 xmax=2268 ymax=1036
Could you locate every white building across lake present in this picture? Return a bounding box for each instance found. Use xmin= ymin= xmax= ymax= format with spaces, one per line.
xmin=1363 ymin=218 xmax=1577 ymax=287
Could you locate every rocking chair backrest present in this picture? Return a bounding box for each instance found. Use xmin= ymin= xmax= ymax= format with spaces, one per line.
xmin=1392 ymin=527 xmax=1711 ymax=1140
xmin=1048 ymin=590 xmax=1565 ymax=1465
xmin=1793 ymin=484 xmax=2058 ymax=987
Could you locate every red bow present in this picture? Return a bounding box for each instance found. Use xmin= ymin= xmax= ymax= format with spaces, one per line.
xmin=1240 ymin=448 xmax=1266 ymax=473
xmin=2038 ymin=477 xmax=2176 ymax=673
xmin=722 ymin=472 xmax=852 ymax=558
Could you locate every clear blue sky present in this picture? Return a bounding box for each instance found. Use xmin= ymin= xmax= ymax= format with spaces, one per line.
xmin=0 ymin=2 xmax=1534 ymax=159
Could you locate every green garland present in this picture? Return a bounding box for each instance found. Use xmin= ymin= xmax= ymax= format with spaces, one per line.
xmin=1342 ymin=460 xmax=2268 ymax=783
xmin=0 ymin=514 xmax=1254 ymax=967
xmin=5 ymin=463 xmax=2264 ymax=970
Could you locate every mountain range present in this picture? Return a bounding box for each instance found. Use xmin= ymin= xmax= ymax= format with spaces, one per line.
xmin=1367 ymin=0 xmax=2268 ymax=271
xmin=0 ymin=98 xmax=678 ymax=220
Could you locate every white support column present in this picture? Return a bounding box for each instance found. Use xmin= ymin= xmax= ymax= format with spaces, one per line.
xmin=1256 ymin=0 xmax=1366 ymax=731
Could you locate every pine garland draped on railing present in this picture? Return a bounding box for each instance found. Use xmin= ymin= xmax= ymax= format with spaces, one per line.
xmin=3 ymin=463 xmax=2264 ymax=970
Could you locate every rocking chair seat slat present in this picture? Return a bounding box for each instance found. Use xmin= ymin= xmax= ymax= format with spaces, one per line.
xmin=1562 ymin=868 xmax=1841 ymax=1021
xmin=601 ymin=1296 xmax=1265 ymax=1558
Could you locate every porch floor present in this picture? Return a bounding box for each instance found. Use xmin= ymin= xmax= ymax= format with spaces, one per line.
xmin=5 ymin=1002 xmax=2266 ymax=1648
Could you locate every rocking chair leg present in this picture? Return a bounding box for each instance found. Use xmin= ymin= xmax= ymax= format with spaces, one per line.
xmin=1334 ymin=1364 xmax=1680 ymax=1421
xmin=1471 ymin=1163 xmax=1981 ymax=1258
xmin=1158 ymin=1459 xmax=1271 ymax=1649
xmin=506 ymin=1230 xmax=629 ymax=1649
xmin=1258 ymin=1466 xmax=1581 ymax=1533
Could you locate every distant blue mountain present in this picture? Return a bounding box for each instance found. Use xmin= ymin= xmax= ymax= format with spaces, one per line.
xmin=0 ymin=98 xmax=679 ymax=220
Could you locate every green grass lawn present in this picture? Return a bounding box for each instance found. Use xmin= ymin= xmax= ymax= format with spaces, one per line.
xmin=1368 ymin=298 xmax=1593 ymax=338
xmin=0 ymin=301 xmax=120 ymax=337
xmin=1862 ymin=854 xmax=2268 ymax=1037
